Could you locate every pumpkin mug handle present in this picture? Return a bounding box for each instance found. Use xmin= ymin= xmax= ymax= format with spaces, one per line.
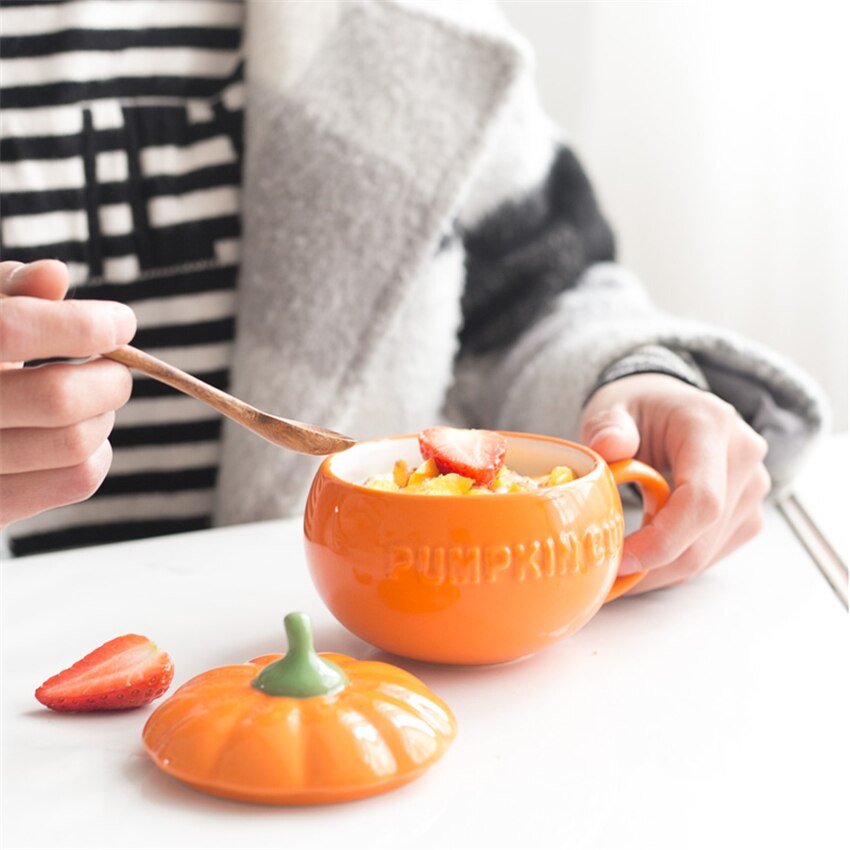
xmin=603 ymin=458 xmax=671 ymax=602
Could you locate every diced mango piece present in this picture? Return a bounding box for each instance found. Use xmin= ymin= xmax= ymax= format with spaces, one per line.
xmin=407 ymin=458 xmax=439 ymax=487
xmin=547 ymin=466 xmax=576 ymax=487
xmin=489 ymin=466 xmax=511 ymax=491
xmin=417 ymin=473 xmax=475 ymax=496
xmin=393 ymin=459 xmax=410 ymax=488
xmin=365 ymin=478 xmax=400 ymax=492
xmin=490 ymin=467 xmax=535 ymax=492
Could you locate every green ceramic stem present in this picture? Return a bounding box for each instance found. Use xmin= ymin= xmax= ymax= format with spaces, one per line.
xmin=251 ymin=613 xmax=348 ymax=698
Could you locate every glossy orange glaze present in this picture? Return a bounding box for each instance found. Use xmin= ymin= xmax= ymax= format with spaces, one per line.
xmin=304 ymin=433 xmax=670 ymax=665
xmin=142 ymin=653 xmax=456 ymax=805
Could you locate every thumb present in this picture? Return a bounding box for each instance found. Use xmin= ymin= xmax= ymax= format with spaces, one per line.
xmin=580 ymin=404 xmax=640 ymax=462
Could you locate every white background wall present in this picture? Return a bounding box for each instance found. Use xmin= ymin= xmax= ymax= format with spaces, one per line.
xmin=499 ymin=1 xmax=848 ymax=430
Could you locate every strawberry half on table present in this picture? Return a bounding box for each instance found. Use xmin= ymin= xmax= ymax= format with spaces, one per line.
xmin=35 ymin=634 xmax=174 ymax=713
xmin=418 ymin=426 xmax=508 ymax=486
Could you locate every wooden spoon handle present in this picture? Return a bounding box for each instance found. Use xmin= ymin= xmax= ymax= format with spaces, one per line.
xmin=104 ymin=344 xmax=354 ymax=455
xmin=106 ymin=344 xmax=248 ymax=421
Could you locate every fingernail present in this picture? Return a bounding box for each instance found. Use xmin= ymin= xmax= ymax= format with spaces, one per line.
xmin=619 ymin=553 xmax=642 ymax=575
xmin=111 ymin=303 xmax=136 ymax=345
xmin=8 ymin=259 xmax=63 ymax=280
xmin=6 ymin=262 xmax=25 ymax=280
xmin=587 ymin=426 xmax=621 ymax=446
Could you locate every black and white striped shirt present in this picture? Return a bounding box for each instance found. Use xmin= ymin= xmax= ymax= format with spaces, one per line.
xmin=1 ymin=0 xmax=245 ymax=555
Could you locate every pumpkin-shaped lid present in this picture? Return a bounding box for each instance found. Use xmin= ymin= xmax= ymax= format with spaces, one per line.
xmin=142 ymin=613 xmax=457 ymax=805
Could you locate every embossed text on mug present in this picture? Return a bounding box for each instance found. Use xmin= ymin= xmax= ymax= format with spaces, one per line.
xmin=389 ymin=512 xmax=624 ymax=585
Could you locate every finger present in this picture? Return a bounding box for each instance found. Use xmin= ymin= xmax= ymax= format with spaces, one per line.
xmin=625 ymin=465 xmax=770 ymax=595
xmin=625 ymin=509 xmax=760 ymax=596
xmin=626 ymin=514 xmax=734 ymax=593
xmin=0 ymin=295 xmax=136 ymax=362
xmin=624 ymin=558 xmax=694 ymax=595
xmin=706 ymin=505 xmax=766 ymax=564
xmin=0 ymin=262 xmax=24 ymax=286
xmin=0 ymin=360 xmax=133 ymax=428
xmin=697 ymin=463 xmax=770 ymax=566
xmin=0 ymin=440 xmax=112 ymax=530
xmin=0 ymin=411 xmax=115 ymax=474
xmin=0 ymin=262 xmax=71 ymax=371
xmin=0 ymin=259 xmax=69 ymax=301
xmin=620 ymin=422 xmax=729 ymax=572
xmin=666 ymin=433 xmax=770 ymax=579
xmin=580 ymin=404 xmax=641 ymax=461
xmin=737 ymin=425 xmax=769 ymax=466
xmin=664 ymin=432 xmax=770 ymax=573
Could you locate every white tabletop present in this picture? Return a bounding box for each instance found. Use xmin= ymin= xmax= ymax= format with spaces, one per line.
xmin=2 ymin=500 xmax=848 ymax=849
xmin=788 ymin=433 xmax=849 ymax=567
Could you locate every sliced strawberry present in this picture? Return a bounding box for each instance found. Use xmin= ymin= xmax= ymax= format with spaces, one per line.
xmin=418 ymin=426 xmax=507 ymax=485
xmin=35 ymin=634 xmax=174 ymax=713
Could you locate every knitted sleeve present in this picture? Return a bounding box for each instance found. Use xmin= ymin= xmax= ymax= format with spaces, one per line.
xmin=456 ymin=140 xmax=708 ymax=398
xmin=448 ymin=85 xmax=828 ymax=491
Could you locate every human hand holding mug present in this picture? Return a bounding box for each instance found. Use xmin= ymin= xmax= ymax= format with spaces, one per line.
xmin=580 ymin=373 xmax=772 ymax=595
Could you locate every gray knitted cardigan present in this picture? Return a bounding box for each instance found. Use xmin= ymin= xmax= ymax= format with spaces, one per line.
xmin=214 ymin=0 xmax=828 ymax=527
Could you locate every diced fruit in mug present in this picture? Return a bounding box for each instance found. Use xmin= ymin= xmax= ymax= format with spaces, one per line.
xmin=416 ymin=473 xmax=475 ymax=496
xmin=365 ymin=478 xmax=400 ymax=492
xmin=490 ymin=468 xmax=515 ymax=491
xmin=489 ymin=467 xmax=532 ymax=492
xmin=547 ymin=466 xmax=576 ymax=487
xmin=393 ymin=459 xmax=409 ymax=488
xmin=418 ymin=427 xmax=507 ymax=485
xmin=490 ymin=472 xmax=506 ymax=490
xmin=35 ymin=634 xmax=174 ymax=712
xmin=407 ymin=458 xmax=439 ymax=488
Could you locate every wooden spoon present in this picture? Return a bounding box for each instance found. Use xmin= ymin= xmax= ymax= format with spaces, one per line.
xmin=0 ymin=292 xmax=353 ymax=455
xmin=104 ymin=345 xmax=355 ymax=455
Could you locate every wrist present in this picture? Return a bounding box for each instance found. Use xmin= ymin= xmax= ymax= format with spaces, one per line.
xmin=586 ymin=344 xmax=708 ymax=405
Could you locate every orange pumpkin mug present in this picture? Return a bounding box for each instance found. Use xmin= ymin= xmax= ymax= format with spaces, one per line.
xmin=304 ymin=432 xmax=670 ymax=665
